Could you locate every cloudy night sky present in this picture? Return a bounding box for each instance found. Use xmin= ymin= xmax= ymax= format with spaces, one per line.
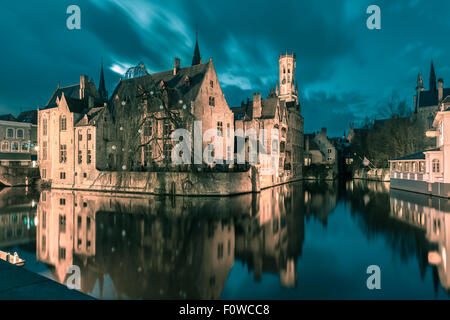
xmin=1 ymin=0 xmax=450 ymax=136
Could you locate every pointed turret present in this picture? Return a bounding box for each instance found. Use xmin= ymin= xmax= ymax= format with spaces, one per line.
xmin=192 ymin=27 xmax=202 ymax=66
xmin=98 ymin=57 xmax=108 ymax=101
xmin=430 ymin=61 xmax=437 ymax=91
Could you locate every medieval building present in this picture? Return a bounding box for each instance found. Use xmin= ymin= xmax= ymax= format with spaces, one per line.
xmin=37 ymin=65 xmax=107 ymax=188
xmin=0 ymin=111 xmax=38 ymax=167
xmin=37 ymin=40 xmax=304 ymax=192
xmin=231 ymin=53 xmax=304 ymax=180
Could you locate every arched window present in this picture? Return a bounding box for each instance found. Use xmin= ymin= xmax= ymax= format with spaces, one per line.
xmin=432 ymin=159 xmax=440 ymax=173
xmin=1 ymin=141 xmax=9 ymax=151
xmin=16 ymin=129 xmax=24 ymax=139
xmin=7 ymin=128 xmax=14 ymax=138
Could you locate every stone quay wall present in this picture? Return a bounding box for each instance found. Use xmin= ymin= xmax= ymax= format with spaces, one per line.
xmin=49 ymin=167 xmax=302 ymax=196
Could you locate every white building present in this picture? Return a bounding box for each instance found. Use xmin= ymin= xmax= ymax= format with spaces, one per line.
xmin=389 ymin=97 xmax=450 ymax=197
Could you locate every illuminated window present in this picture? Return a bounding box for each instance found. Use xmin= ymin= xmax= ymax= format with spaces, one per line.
xmin=1 ymin=141 xmax=9 ymax=151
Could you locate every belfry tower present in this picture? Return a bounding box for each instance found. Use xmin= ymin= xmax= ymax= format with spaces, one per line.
xmin=278 ymin=53 xmax=298 ymax=103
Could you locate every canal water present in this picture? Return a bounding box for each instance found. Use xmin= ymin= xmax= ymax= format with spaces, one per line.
xmin=0 ymin=180 xmax=449 ymax=299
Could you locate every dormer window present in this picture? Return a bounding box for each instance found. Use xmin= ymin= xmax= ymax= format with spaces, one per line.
xmin=209 ymin=97 xmax=215 ymax=106
xmin=210 ymin=80 xmax=214 ymax=88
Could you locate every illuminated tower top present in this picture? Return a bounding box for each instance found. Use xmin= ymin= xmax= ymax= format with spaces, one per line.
xmin=278 ymin=53 xmax=297 ymax=103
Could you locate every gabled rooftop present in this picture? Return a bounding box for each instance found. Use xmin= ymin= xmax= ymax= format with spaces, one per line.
xmin=110 ymin=61 xmax=211 ymax=111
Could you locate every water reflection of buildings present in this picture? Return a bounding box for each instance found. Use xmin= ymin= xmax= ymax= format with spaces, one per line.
xmin=390 ymin=189 xmax=450 ymax=292
xmin=235 ymin=184 xmax=305 ymax=288
xmin=36 ymin=183 xmax=305 ymax=299
xmin=303 ymin=181 xmax=338 ymax=226
xmin=0 ymin=188 xmax=38 ymax=249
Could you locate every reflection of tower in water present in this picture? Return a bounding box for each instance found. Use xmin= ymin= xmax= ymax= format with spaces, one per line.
xmin=234 ymin=183 xmax=305 ymax=288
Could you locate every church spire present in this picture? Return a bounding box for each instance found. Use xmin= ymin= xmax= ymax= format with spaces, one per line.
xmin=98 ymin=57 xmax=108 ymax=101
xmin=430 ymin=60 xmax=437 ymax=91
xmin=192 ymin=25 xmax=202 ymax=66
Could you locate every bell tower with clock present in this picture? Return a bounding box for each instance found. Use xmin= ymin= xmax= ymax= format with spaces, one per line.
xmin=278 ymin=52 xmax=298 ymax=103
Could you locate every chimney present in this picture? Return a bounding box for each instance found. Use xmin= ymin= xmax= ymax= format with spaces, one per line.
xmin=321 ymin=127 xmax=327 ymax=137
xmin=80 ymin=75 xmax=88 ymax=99
xmin=252 ymin=93 xmax=261 ymax=118
xmin=173 ymin=58 xmax=180 ymax=75
xmin=438 ymin=78 xmax=444 ymax=102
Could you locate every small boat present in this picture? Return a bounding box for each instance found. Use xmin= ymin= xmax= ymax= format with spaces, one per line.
xmin=0 ymin=250 xmax=25 ymax=267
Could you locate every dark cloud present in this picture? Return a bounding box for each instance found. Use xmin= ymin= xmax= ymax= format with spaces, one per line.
xmin=302 ymin=90 xmax=369 ymax=137
xmin=1 ymin=0 xmax=450 ymax=137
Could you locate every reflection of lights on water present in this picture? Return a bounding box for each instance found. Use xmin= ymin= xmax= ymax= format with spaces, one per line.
xmin=304 ymin=191 xmax=311 ymax=203
xmin=443 ymin=247 xmax=447 ymax=271
xmin=428 ymin=251 xmax=442 ymax=265
xmin=34 ymin=216 xmax=38 ymax=227
xmin=363 ymin=195 xmax=370 ymax=206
